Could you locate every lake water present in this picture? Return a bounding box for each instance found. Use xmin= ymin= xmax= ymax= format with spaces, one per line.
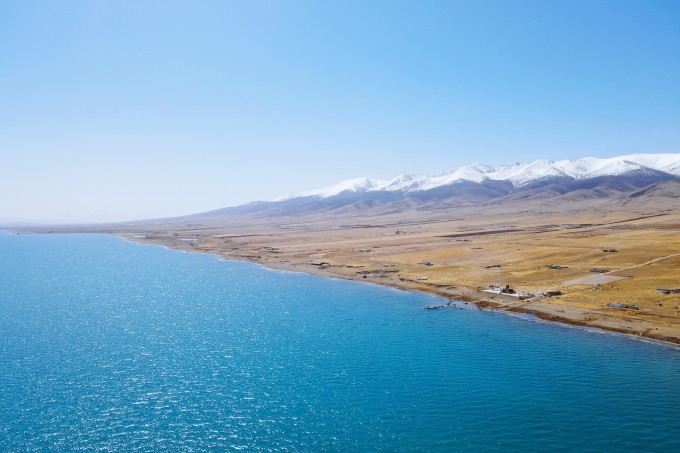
xmin=1 ymin=233 xmax=680 ymax=451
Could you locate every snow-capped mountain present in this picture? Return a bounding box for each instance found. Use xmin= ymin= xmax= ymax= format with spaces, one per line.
xmin=274 ymin=177 xmax=389 ymax=201
xmin=192 ymin=153 xmax=679 ymax=220
xmin=276 ymin=154 xmax=680 ymax=200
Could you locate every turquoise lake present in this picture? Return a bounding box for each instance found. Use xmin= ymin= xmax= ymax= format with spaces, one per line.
xmin=1 ymin=232 xmax=680 ymax=451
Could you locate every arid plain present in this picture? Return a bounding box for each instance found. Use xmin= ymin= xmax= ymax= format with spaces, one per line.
xmin=29 ymin=187 xmax=680 ymax=345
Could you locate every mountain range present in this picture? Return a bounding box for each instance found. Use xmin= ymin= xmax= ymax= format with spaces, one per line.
xmin=194 ymin=154 xmax=680 ymax=219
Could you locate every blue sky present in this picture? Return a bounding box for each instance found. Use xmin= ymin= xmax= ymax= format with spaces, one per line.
xmin=1 ymin=0 xmax=679 ymax=222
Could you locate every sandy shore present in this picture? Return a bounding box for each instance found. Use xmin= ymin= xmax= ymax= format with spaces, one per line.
xmin=112 ymin=213 xmax=680 ymax=345
xmin=12 ymin=198 xmax=680 ymax=345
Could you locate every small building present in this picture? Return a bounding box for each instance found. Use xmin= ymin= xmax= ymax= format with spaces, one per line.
xmin=500 ymin=284 xmax=516 ymax=294
xmin=608 ymin=303 xmax=639 ymax=310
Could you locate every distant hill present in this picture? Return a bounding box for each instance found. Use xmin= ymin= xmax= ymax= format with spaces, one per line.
xmin=177 ymin=153 xmax=680 ymax=220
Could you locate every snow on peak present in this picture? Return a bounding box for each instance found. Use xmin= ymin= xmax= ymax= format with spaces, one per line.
xmin=274 ymin=177 xmax=388 ymax=201
xmin=490 ymin=160 xmax=571 ymax=186
xmin=411 ymin=164 xmax=494 ymax=191
xmin=611 ymin=153 xmax=680 ymax=175
xmin=272 ymin=153 xmax=680 ymax=201
xmin=383 ymin=174 xmax=430 ymax=192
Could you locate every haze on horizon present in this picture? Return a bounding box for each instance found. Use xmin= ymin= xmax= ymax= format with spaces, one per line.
xmin=1 ymin=0 xmax=679 ymax=224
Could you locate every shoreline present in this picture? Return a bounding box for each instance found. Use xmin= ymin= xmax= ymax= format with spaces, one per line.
xmin=117 ymin=232 xmax=680 ymax=348
xmin=5 ymin=227 xmax=680 ymax=348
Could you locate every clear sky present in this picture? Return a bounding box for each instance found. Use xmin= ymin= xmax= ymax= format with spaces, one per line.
xmin=1 ymin=0 xmax=679 ymax=223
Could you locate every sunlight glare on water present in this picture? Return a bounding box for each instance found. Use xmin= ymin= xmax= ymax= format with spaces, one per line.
xmin=1 ymin=233 xmax=679 ymax=451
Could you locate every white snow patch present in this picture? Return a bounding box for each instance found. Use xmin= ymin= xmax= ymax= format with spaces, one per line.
xmin=274 ymin=177 xmax=389 ymax=201
xmin=272 ymin=153 xmax=680 ymax=201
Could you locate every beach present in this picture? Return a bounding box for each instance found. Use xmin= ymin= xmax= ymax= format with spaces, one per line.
xmin=13 ymin=193 xmax=680 ymax=344
xmin=22 ymin=195 xmax=672 ymax=345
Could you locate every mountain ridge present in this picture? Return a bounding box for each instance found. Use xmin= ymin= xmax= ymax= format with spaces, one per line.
xmin=277 ymin=153 xmax=680 ymax=201
xmin=166 ymin=153 xmax=680 ymax=221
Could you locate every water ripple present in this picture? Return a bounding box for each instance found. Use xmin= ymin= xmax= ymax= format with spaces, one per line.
xmin=1 ymin=233 xmax=680 ymax=451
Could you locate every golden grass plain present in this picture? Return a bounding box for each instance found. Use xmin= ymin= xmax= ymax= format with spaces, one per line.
xmin=22 ymin=196 xmax=680 ymax=344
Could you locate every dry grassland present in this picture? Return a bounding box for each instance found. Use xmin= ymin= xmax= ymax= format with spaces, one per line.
xmin=93 ymin=202 xmax=680 ymax=344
